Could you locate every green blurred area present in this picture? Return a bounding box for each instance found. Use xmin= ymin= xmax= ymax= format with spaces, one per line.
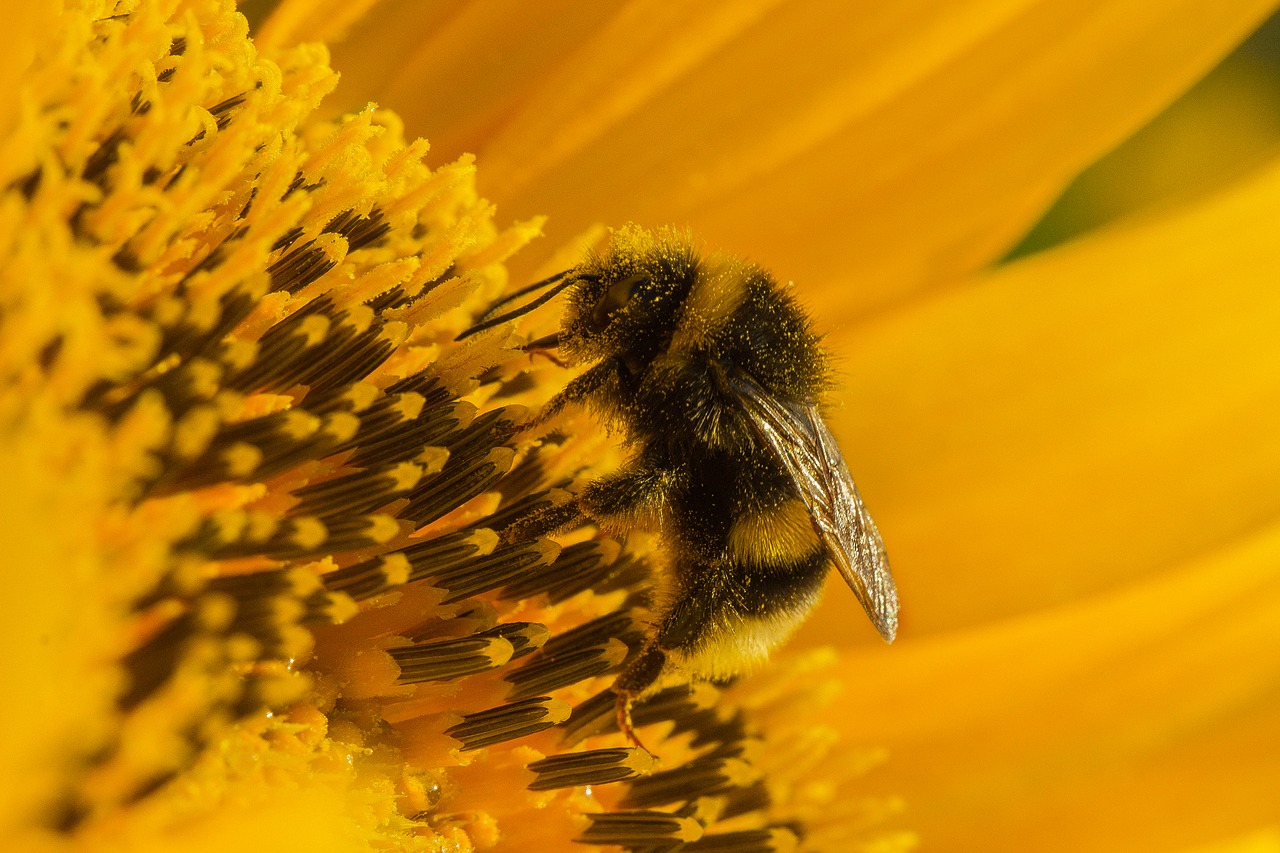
xmin=1005 ymin=14 xmax=1280 ymax=261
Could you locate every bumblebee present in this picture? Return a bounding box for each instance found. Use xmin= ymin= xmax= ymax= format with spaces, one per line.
xmin=465 ymin=226 xmax=897 ymax=743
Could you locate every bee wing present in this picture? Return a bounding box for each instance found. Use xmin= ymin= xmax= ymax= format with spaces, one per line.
xmin=731 ymin=375 xmax=899 ymax=642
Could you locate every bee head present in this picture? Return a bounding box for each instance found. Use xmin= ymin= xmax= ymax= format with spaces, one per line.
xmin=560 ymin=226 xmax=699 ymax=369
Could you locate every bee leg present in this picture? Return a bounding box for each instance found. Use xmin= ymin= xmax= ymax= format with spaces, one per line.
xmin=502 ymin=499 xmax=585 ymax=542
xmin=612 ymin=643 xmax=667 ymax=754
xmin=523 ymin=335 xmax=568 ymax=368
xmin=579 ymin=464 xmax=673 ymax=518
xmin=526 ymin=359 xmax=619 ymax=429
xmin=613 ymin=691 xmax=648 ymax=754
xmin=504 ymin=460 xmax=673 ymax=543
xmin=612 ymin=563 xmax=732 ymax=714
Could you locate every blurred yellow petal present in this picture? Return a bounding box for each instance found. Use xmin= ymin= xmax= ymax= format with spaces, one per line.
xmin=829 ymin=517 xmax=1280 ymax=851
xmin=1180 ymin=830 xmax=1280 ymax=853
xmin=254 ymin=0 xmax=385 ymax=48
xmin=326 ymin=0 xmax=1276 ymax=312
xmin=804 ymin=149 xmax=1280 ymax=640
xmin=0 ymin=0 xmax=57 ymax=138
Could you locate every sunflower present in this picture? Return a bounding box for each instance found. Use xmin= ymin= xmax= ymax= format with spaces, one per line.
xmin=5 ymin=1 xmax=1280 ymax=852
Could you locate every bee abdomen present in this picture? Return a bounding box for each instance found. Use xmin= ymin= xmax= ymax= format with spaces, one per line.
xmin=654 ymin=545 xmax=829 ymax=684
xmin=725 ymin=497 xmax=822 ymax=568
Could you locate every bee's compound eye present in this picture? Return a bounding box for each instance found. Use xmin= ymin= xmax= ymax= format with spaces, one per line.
xmin=591 ymin=274 xmax=646 ymax=330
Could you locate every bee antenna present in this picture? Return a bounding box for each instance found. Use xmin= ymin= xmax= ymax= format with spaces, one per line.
xmin=456 ymin=271 xmax=575 ymax=341
xmin=483 ymin=269 xmax=572 ymax=315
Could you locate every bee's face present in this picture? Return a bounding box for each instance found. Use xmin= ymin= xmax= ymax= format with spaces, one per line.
xmin=559 ymin=239 xmax=697 ymax=367
xmin=561 ymin=272 xmax=664 ymax=358
xmin=588 ymin=273 xmax=648 ymax=333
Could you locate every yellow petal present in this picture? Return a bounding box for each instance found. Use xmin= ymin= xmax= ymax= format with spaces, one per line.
xmin=325 ymin=0 xmax=1275 ymax=313
xmin=828 ymin=517 xmax=1280 ymax=851
xmin=803 ymin=149 xmax=1280 ymax=642
xmin=254 ymin=0 xmax=386 ymax=49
